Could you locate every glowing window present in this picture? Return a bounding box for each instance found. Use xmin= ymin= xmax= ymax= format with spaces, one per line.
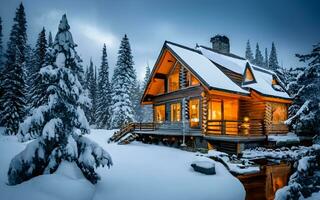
xmin=170 ymin=103 xmax=181 ymax=122
xmin=223 ymin=99 xmax=239 ymax=134
xmin=168 ymin=64 xmax=180 ymax=92
xmin=223 ymin=99 xmax=238 ymax=120
xmin=208 ymin=100 xmax=222 ymax=120
xmin=189 ymin=99 xmax=200 ymax=127
xmin=272 ymin=103 xmax=288 ymax=124
xmin=190 ymin=74 xmax=200 ymax=86
xmin=208 ymin=100 xmax=222 ymax=134
xmin=154 ymin=105 xmax=165 ymax=123
xmin=245 ymin=68 xmax=254 ymax=82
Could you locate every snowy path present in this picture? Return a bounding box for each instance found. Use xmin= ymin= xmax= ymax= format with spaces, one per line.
xmin=0 ymin=129 xmax=245 ymax=200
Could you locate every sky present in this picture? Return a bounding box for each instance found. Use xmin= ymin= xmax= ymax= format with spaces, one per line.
xmin=0 ymin=0 xmax=319 ymax=80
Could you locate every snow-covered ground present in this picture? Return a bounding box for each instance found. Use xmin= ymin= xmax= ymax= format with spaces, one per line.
xmin=0 ymin=129 xmax=245 ymax=200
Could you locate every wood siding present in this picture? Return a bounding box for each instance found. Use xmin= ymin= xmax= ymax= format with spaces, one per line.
xmin=152 ymin=86 xmax=204 ymax=104
xmin=239 ymin=100 xmax=266 ymax=135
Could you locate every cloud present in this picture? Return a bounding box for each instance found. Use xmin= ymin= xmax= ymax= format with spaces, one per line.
xmin=76 ymin=22 xmax=118 ymax=49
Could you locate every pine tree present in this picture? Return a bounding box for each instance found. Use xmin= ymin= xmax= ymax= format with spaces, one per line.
xmin=10 ymin=14 xmax=112 ymax=185
xmin=28 ymin=28 xmax=48 ymax=109
xmin=87 ymin=58 xmax=97 ymax=125
xmin=48 ymin=31 xmax=53 ymax=48
xmin=141 ymin=65 xmax=153 ymax=122
xmin=111 ymin=34 xmax=136 ymax=128
xmin=0 ymin=3 xmax=27 ymax=134
xmin=286 ymin=43 xmax=320 ymax=134
xmin=245 ymin=40 xmax=254 ymax=63
xmin=0 ymin=17 xmax=3 ymax=67
xmin=0 ymin=17 xmax=3 ymax=122
xmin=96 ymin=44 xmax=112 ymax=129
xmin=254 ymin=43 xmax=264 ymax=66
xmin=264 ymin=48 xmax=269 ymax=69
xmin=269 ymin=42 xmax=279 ymax=71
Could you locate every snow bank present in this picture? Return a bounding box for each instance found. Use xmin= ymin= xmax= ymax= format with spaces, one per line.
xmin=268 ymin=132 xmax=300 ymax=145
xmin=0 ymin=130 xmax=245 ymax=200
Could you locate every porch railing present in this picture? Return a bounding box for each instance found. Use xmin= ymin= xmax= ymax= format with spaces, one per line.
xmin=206 ymin=119 xmax=264 ymax=135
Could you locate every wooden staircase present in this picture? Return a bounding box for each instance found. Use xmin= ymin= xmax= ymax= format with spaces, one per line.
xmin=118 ymin=133 xmax=140 ymax=145
xmin=108 ymin=123 xmax=135 ymax=143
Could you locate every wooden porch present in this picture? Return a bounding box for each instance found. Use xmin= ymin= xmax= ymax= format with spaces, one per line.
xmin=206 ymin=119 xmax=264 ymax=136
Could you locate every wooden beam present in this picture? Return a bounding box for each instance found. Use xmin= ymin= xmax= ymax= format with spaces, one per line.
xmin=154 ymin=73 xmax=167 ymax=79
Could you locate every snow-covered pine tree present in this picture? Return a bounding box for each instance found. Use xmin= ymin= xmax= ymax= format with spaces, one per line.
xmin=132 ymin=79 xmax=142 ymax=122
xmin=48 ymin=31 xmax=53 ymax=48
xmin=10 ymin=14 xmax=112 ymax=185
xmin=111 ymin=34 xmax=136 ymax=128
xmin=264 ymin=48 xmax=269 ymax=69
xmin=96 ymin=44 xmax=112 ymax=129
xmin=269 ymin=42 xmax=279 ymax=71
xmin=0 ymin=3 xmax=27 ymax=135
xmin=245 ymin=40 xmax=254 ymax=63
xmin=275 ymin=146 xmax=320 ymax=199
xmin=141 ymin=65 xmax=153 ymax=122
xmin=0 ymin=17 xmax=3 ymax=123
xmin=87 ymin=58 xmax=97 ymax=125
xmin=28 ymin=28 xmax=48 ymax=109
xmin=254 ymin=43 xmax=264 ymax=66
xmin=285 ymin=43 xmax=320 ymax=134
xmin=0 ymin=17 xmax=3 ymax=67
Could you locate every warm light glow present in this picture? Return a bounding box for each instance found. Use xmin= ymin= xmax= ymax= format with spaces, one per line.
xmin=271 ymin=103 xmax=288 ymax=124
xmin=170 ymin=103 xmax=181 ymax=122
xmin=168 ymin=64 xmax=180 ymax=92
xmin=208 ymin=100 xmax=222 ymax=120
xmin=155 ymin=105 xmax=165 ymax=123
xmin=245 ymin=68 xmax=254 ymax=82
xmin=244 ymin=116 xmax=250 ymax=122
xmin=189 ymin=99 xmax=200 ymax=127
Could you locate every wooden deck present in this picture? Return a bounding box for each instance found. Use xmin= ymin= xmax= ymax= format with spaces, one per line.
xmin=204 ymin=134 xmax=266 ymax=142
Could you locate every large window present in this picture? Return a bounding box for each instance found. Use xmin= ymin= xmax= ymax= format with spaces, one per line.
xmin=155 ymin=105 xmax=165 ymax=123
xmin=170 ymin=103 xmax=181 ymax=122
xmin=208 ymin=100 xmax=222 ymax=120
xmin=272 ymin=103 xmax=288 ymax=124
xmin=208 ymin=99 xmax=239 ymax=134
xmin=168 ymin=64 xmax=180 ymax=92
xmin=189 ymin=99 xmax=200 ymax=128
xmin=223 ymin=99 xmax=239 ymax=134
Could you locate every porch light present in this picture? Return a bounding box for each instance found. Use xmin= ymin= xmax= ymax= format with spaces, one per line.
xmin=191 ymin=118 xmax=199 ymax=122
xmin=244 ymin=116 xmax=250 ymax=122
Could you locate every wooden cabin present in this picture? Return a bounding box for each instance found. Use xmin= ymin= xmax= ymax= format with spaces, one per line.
xmin=114 ymin=36 xmax=292 ymax=155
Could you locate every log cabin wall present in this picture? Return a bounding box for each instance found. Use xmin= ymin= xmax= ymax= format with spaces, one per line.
xmin=239 ymin=99 xmax=266 ymax=135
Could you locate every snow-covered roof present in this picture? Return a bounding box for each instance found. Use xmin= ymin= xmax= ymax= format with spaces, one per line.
xmin=166 ymin=43 xmax=249 ymax=95
xmin=198 ymin=46 xmax=247 ymax=74
xmin=243 ymin=65 xmax=291 ymax=99
xmin=164 ymin=42 xmax=291 ymax=100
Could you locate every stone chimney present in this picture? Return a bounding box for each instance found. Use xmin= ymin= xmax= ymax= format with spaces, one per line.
xmin=210 ymin=35 xmax=230 ymax=54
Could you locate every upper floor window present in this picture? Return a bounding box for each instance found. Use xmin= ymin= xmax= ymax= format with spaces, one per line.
xmin=244 ymin=68 xmax=254 ymax=82
xmin=168 ymin=64 xmax=180 ymax=92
